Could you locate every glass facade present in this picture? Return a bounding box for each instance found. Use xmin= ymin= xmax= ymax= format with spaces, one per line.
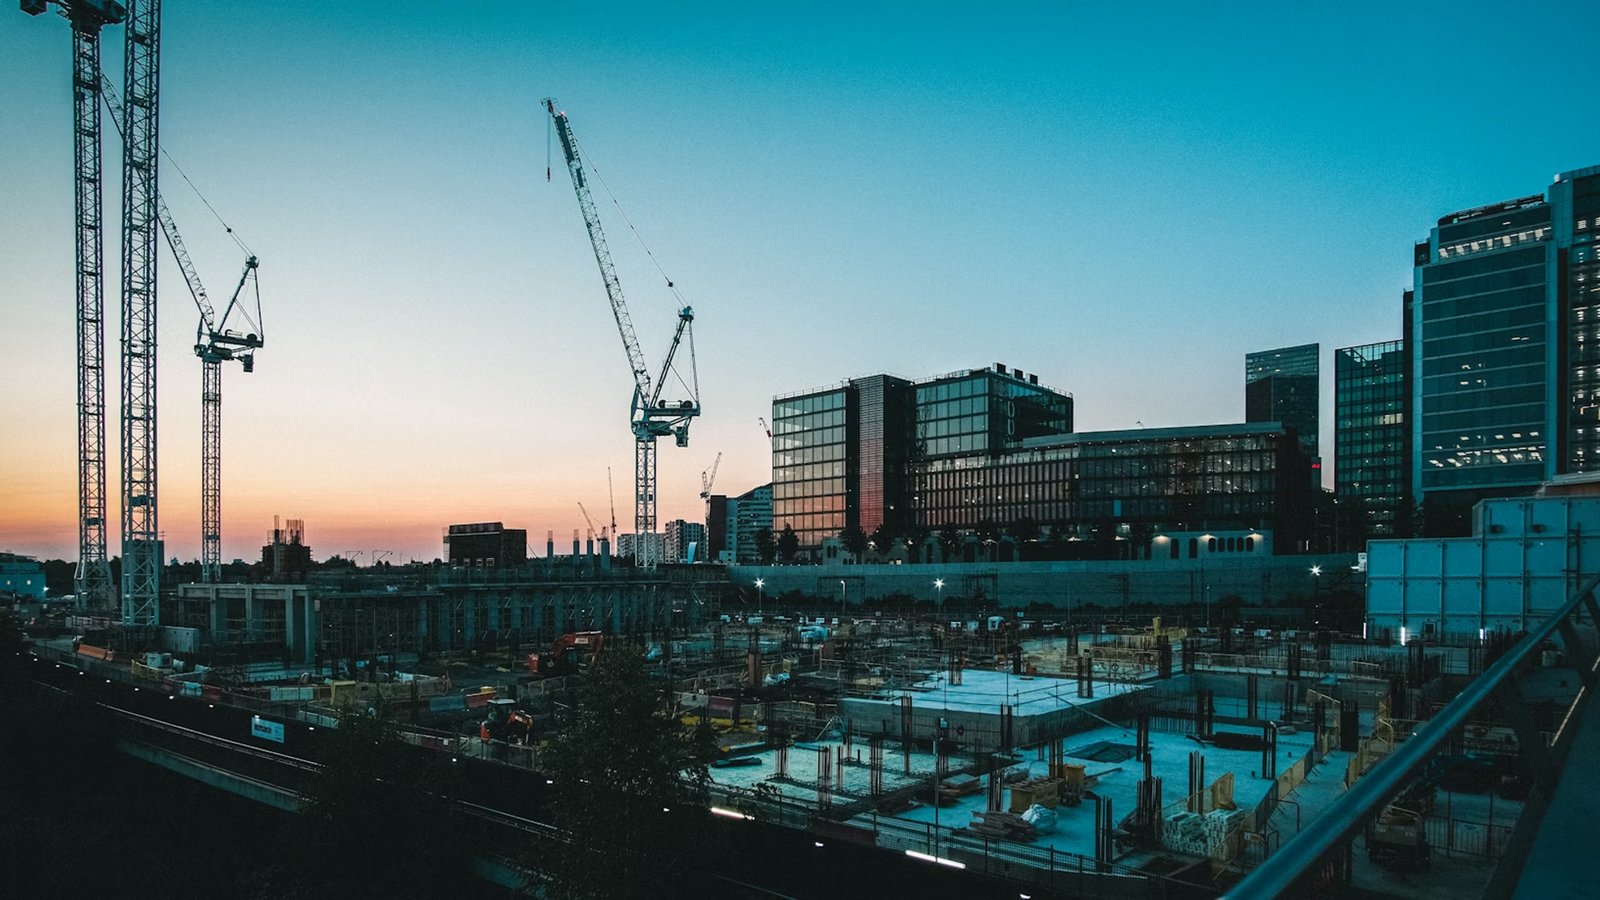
xmin=915 ymin=365 xmax=1073 ymax=459
xmin=1414 ymin=198 xmax=1554 ymax=494
xmin=1245 ymin=343 xmax=1319 ymax=466
xmin=771 ymin=387 xmax=849 ymax=551
xmin=1557 ymin=170 xmax=1600 ymax=471
xmin=854 ymin=375 xmax=916 ymax=538
xmin=1334 ymin=340 xmax=1409 ymax=535
xmin=915 ymin=424 xmax=1306 ymax=546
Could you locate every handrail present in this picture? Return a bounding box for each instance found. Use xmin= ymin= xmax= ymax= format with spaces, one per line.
xmin=1224 ymin=572 xmax=1600 ymax=899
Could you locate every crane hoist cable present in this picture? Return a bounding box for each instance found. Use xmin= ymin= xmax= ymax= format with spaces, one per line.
xmin=562 ymin=126 xmax=684 ymax=299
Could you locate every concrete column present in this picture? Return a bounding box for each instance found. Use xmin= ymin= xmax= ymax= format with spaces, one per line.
xmin=209 ymin=586 xmax=227 ymax=638
xmin=301 ymin=592 xmax=318 ymax=667
xmin=285 ymin=589 xmax=299 ymax=662
xmin=244 ymin=589 xmax=258 ymax=642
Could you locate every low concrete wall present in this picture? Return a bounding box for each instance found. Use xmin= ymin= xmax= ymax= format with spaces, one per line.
xmin=732 ymin=553 xmax=1359 ymax=610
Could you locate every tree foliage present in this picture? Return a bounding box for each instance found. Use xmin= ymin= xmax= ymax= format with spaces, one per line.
xmin=534 ymin=645 xmax=710 ymax=898
xmin=839 ymin=525 xmax=869 ymax=560
xmin=776 ymin=524 xmax=799 ymax=563
xmin=754 ymin=526 xmax=777 ymax=564
xmin=253 ymin=707 xmax=470 ymax=900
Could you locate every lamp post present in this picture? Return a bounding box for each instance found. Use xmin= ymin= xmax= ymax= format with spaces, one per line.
xmin=934 ymin=578 xmax=944 ymax=612
xmin=839 ymin=579 xmax=846 ymax=619
xmin=754 ymin=578 xmax=764 ymax=615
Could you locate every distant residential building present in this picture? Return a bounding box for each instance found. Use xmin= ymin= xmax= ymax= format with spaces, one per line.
xmin=1246 ymin=343 xmax=1320 ymax=476
xmin=664 ymin=519 xmax=707 ymax=563
xmin=732 ymin=483 xmax=773 ymax=563
xmin=443 ymin=522 xmax=528 ymax=568
xmin=0 ymin=553 xmax=46 ymax=600
xmin=1335 ymin=339 xmax=1411 ymax=536
xmin=1410 ymin=166 xmax=1600 ymax=533
xmin=616 ymin=532 xmax=665 ymax=563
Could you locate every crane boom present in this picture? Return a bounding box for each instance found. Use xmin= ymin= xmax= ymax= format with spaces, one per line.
xmin=700 ymin=451 xmax=722 ymax=499
xmin=545 ymin=98 xmax=702 ymax=568
xmin=100 ymin=69 xmax=261 ymax=583
xmin=544 ymin=98 xmax=653 ymax=405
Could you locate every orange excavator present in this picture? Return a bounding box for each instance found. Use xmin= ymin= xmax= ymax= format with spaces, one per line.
xmin=480 ymin=697 xmax=535 ymax=745
xmin=526 ymin=631 xmax=605 ymax=677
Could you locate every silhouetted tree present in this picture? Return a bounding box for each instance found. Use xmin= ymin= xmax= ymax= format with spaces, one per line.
xmin=840 ymin=525 xmax=869 ymax=561
xmin=776 ymin=525 xmax=798 ymax=563
xmin=937 ymin=527 xmax=962 ymax=562
xmin=536 ymin=646 xmax=711 ymax=898
xmin=251 ymin=706 xmax=470 ymax=899
xmin=869 ymin=523 xmax=894 ymax=559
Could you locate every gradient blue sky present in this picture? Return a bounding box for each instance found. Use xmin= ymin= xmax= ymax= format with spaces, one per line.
xmin=3 ymin=1 xmax=1596 ymax=563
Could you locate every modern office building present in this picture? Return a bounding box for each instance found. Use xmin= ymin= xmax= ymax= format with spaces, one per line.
xmin=1246 ymin=343 xmax=1320 ymax=473
xmin=1411 ymin=166 xmax=1600 ymax=533
xmin=773 ymin=365 xmax=1315 ymax=554
xmin=918 ymin=422 xmax=1313 ymax=551
xmin=773 ymin=365 xmax=1071 ymax=552
xmin=444 ymin=522 xmax=528 ymax=568
xmin=1334 ymin=339 xmax=1411 ymax=537
xmin=705 ymin=494 xmax=729 ymax=561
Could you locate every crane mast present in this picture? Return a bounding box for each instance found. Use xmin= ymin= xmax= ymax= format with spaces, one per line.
xmin=118 ymin=0 xmax=161 ymax=626
xmin=101 ymin=74 xmax=264 ymax=584
xmin=545 ymin=98 xmax=700 ymax=568
xmin=21 ymin=0 xmax=126 ymax=613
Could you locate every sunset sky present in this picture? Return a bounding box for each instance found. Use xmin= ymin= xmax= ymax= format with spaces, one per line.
xmin=3 ymin=1 xmax=1596 ymax=564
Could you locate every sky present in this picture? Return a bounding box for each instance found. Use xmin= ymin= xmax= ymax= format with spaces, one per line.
xmin=2 ymin=1 xmax=1597 ymax=564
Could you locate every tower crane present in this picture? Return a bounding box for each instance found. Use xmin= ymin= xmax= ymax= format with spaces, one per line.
xmin=116 ymin=0 xmax=162 ymax=627
xmin=607 ymin=467 xmax=618 ymax=543
xmin=102 ymin=73 xmax=263 ymax=585
xmin=699 ymin=452 xmax=723 ymax=501
xmin=577 ymin=502 xmax=601 ymax=544
xmin=759 ymin=417 xmax=772 ymax=439
xmin=545 ymin=98 xmax=701 ymax=569
xmin=20 ymin=0 xmax=126 ymax=613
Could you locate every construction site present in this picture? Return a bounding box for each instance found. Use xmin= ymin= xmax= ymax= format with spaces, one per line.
xmin=12 ymin=2 xmax=1600 ymax=897
xmin=38 ymin=591 xmax=1576 ymax=898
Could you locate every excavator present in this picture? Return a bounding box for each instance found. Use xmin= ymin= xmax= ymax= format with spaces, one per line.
xmin=526 ymin=631 xmax=606 ymax=677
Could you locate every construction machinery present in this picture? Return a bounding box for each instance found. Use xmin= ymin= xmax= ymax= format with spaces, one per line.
xmin=545 ymin=98 xmax=701 ymax=569
xmin=526 ymin=631 xmax=606 ymax=677
xmin=100 ymin=73 xmax=263 ymax=585
xmin=20 ymin=0 xmax=127 ymax=612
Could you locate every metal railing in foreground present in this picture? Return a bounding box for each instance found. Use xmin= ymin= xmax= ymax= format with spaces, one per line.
xmin=1224 ymin=572 xmax=1600 ymax=899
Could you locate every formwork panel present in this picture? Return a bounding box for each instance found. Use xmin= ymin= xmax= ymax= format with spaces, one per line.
xmin=1443 ymin=540 xmax=1483 ymax=578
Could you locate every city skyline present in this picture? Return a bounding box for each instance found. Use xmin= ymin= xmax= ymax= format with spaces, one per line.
xmin=3 ymin=1 xmax=1597 ymax=563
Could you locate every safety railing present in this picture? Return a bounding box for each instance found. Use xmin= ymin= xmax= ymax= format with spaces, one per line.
xmin=1224 ymin=572 xmax=1600 ymax=899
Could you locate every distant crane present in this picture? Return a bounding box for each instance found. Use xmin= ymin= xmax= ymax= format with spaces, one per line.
xmin=20 ymin=0 xmax=127 ymax=612
xmin=759 ymin=417 xmax=771 ymax=439
xmin=545 ymin=98 xmax=701 ymax=568
xmin=700 ymin=451 xmax=722 ymax=532
xmin=700 ymin=451 xmax=723 ymax=501
xmin=101 ymin=73 xmax=263 ymax=585
xmin=577 ymin=503 xmax=601 ymax=544
xmin=607 ymin=467 xmax=618 ymax=543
